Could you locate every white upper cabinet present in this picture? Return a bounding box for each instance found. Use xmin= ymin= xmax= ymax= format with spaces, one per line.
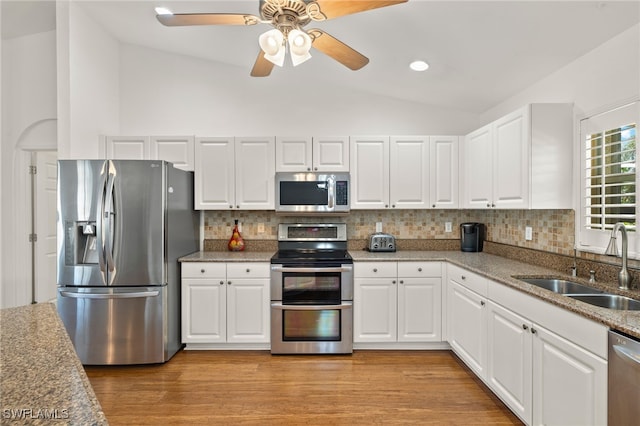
xmin=104 ymin=136 xmax=149 ymax=160
xmin=462 ymin=104 xmax=572 ymax=209
xmin=430 ymin=136 xmax=459 ymax=208
xmin=350 ymin=136 xmax=390 ymax=209
xmin=390 ymin=136 xmax=430 ymax=209
xmin=149 ymin=136 xmax=195 ymax=171
xmin=103 ymin=135 xmax=195 ymax=171
xmin=351 ymin=135 xmax=459 ymax=209
xmin=195 ymin=136 xmax=275 ymax=210
xmin=276 ymin=136 xmax=349 ymax=172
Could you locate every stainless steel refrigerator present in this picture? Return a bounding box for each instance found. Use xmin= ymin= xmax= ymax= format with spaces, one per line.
xmin=56 ymin=160 xmax=199 ymax=365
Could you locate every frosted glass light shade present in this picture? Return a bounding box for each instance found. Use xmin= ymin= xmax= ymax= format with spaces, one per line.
xmin=259 ymin=29 xmax=285 ymax=66
xmin=288 ymin=29 xmax=312 ymax=66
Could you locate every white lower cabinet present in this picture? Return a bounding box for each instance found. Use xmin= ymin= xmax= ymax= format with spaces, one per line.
xmin=448 ymin=263 xmax=609 ymax=426
xmin=181 ymin=262 xmax=270 ymax=347
xmin=354 ymin=261 xmax=442 ymax=345
xmin=447 ymin=266 xmax=488 ymax=379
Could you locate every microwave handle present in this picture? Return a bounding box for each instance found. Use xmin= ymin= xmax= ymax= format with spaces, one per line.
xmin=327 ymin=176 xmax=335 ymax=209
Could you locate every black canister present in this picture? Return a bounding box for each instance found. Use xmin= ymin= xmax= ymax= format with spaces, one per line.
xmin=460 ymin=223 xmax=485 ymax=252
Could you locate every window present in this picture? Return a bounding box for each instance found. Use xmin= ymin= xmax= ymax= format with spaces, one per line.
xmin=579 ymin=101 xmax=639 ymax=257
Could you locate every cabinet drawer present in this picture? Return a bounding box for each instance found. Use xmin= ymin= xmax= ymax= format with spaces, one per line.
xmin=398 ymin=261 xmax=442 ymax=277
xmin=447 ymin=264 xmax=487 ymax=296
xmin=226 ymin=262 xmax=270 ymax=278
xmin=355 ymin=262 xmax=397 ymax=278
xmin=182 ymin=262 xmax=226 ymax=278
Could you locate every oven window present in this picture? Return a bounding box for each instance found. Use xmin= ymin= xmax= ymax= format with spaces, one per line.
xmin=282 ymin=309 xmax=341 ymax=341
xmin=282 ymin=273 xmax=341 ymax=304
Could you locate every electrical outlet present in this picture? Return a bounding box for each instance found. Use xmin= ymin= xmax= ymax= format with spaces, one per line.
xmin=376 ymin=222 xmax=383 ymax=232
xmin=257 ymin=223 xmax=265 ymax=233
xmin=445 ymin=222 xmax=452 ymax=233
xmin=525 ymin=226 xmax=533 ymax=241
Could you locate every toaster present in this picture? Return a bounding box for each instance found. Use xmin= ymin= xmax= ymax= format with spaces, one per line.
xmin=367 ymin=233 xmax=396 ymax=252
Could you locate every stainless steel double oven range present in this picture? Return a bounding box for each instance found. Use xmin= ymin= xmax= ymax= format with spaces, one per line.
xmin=270 ymin=223 xmax=353 ymax=354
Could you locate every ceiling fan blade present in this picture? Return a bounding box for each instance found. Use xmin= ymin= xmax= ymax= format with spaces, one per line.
xmin=308 ymin=29 xmax=369 ymax=70
xmin=250 ymin=51 xmax=275 ymax=77
xmin=156 ymin=13 xmax=261 ymax=27
xmin=310 ymin=0 xmax=407 ymax=21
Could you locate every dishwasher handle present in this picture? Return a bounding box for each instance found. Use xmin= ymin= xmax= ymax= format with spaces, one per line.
xmin=613 ymin=344 xmax=640 ymax=368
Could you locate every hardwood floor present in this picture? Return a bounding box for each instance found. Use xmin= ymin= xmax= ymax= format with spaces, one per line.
xmin=85 ymin=350 xmax=522 ymax=425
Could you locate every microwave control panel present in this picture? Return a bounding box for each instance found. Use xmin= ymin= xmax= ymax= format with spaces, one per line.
xmin=336 ymin=181 xmax=349 ymax=206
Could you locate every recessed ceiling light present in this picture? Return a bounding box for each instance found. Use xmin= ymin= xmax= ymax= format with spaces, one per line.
xmin=409 ymin=60 xmax=429 ymax=72
xmin=155 ymin=7 xmax=173 ymax=16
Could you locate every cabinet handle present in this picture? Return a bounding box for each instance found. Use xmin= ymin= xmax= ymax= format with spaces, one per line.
xmin=373 ymin=268 xmax=378 ymax=273
xmin=392 ymin=280 xmax=396 ymax=285
xmin=392 ymin=204 xmax=396 ymax=208
xmin=491 ymin=203 xmax=496 ymax=208
xmin=432 ymin=204 xmax=436 ymax=208
xmin=461 ymin=275 xmax=466 ymax=280
xmin=219 ymin=281 xmax=224 ymax=285
xmin=385 ymin=205 xmax=389 ymax=208
xmin=307 ymin=167 xmax=311 ymax=171
xmin=200 ymin=269 xmax=205 ymax=273
xmin=236 ymin=205 xmax=240 ymax=209
xmin=531 ymin=328 xmax=537 ymax=335
xmin=522 ymin=324 xmax=529 ymax=330
xmin=486 ymin=203 xmax=491 ymax=208
xmin=480 ymin=300 xmax=485 ymax=306
xmin=246 ymin=268 xmax=250 ymax=273
xmin=418 ymin=267 xmax=422 ymax=272
xmin=399 ymin=280 xmax=404 ymax=284
xmin=227 ymin=281 xmax=231 ymax=285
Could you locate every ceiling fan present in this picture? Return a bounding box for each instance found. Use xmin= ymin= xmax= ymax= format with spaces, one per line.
xmin=156 ymin=0 xmax=408 ymax=77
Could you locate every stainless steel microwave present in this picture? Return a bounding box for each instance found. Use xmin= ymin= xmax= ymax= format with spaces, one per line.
xmin=275 ymin=172 xmax=350 ymax=214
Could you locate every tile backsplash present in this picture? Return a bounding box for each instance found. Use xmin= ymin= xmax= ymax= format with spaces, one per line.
xmin=204 ymin=209 xmax=574 ymax=255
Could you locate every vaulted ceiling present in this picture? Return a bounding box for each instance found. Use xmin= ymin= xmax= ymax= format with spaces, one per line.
xmin=3 ymin=1 xmax=640 ymax=113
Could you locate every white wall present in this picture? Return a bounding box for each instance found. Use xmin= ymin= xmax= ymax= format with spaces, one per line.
xmin=60 ymin=1 xmax=119 ymax=159
xmin=479 ymin=24 xmax=640 ymax=124
xmin=1 ymin=30 xmax=57 ymax=308
xmin=118 ymin=44 xmax=478 ymax=137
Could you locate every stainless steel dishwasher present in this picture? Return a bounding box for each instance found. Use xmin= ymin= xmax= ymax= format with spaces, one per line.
xmin=608 ymin=330 xmax=640 ymax=425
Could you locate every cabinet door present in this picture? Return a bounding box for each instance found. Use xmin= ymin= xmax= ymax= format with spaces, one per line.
xmin=150 ymin=136 xmax=195 ymax=171
xmin=313 ymin=136 xmax=350 ymax=172
xmin=275 ymin=136 xmax=312 ymax=172
xmin=235 ymin=136 xmax=275 ymax=210
xmin=398 ymin=277 xmax=441 ymax=342
xmin=448 ymin=279 xmax=487 ymax=379
xmin=226 ymin=278 xmax=270 ymax=343
xmin=463 ymin=125 xmax=493 ymax=209
xmin=532 ymin=325 xmax=607 ymax=426
xmin=390 ymin=136 xmax=430 ymax=209
xmin=430 ymin=136 xmax=459 ymax=209
xmin=350 ymin=136 xmax=390 ymax=209
xmin=354 ymin=278 xmax=397 ymax=342
xmin=104 ymin=136 xmax=149 ymax=160
xmin=493 ymin=106 xmax=530 ymax=209
xmin=181 ymin=279 xmax=226 ymax=343
xmin=194 ymin=137 xmax=235 ymax=209
xmin=487 ymin=301 xmax=532 ymax=424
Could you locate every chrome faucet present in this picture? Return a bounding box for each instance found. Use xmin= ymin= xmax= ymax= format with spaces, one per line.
xmin=604 ymin=222 xmax=633 ymax=290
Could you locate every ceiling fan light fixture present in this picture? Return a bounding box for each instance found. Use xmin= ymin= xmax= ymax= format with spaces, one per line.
xmin=288 ymin=29 xmax=312 ymax=66
xmin=259 ymin=29 xmax=286 ymax=66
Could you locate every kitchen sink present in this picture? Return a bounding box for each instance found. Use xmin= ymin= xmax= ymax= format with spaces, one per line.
xmin=518 ymin=278 xmax=604 ymax=295
xmin=566 ymin=294 xmax=640 ymax=311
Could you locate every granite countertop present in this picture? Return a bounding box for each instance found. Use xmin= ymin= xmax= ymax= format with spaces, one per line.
xmin=181 ymin=249 xmax=640 ymax=339
xmin=0 ymin=303 xmax=107 ymax=425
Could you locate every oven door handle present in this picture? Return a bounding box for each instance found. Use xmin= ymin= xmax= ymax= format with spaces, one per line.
xmin=270 ymin=266 xmax=353 ymax=273
xmin=271 ymin=302 xmax=352 ymax=311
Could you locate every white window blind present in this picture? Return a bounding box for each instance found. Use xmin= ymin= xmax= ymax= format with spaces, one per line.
xmin=579 ymin=101 xmax=639 ymax=257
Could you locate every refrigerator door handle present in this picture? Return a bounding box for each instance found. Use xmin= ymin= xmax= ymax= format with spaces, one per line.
xmin=104 ymin=160 xmax=117 ymax=281
xmin=96 ymin=161 xmax=109 ymax=281
xmin=60 ymin=290 xmax=160 ymax=299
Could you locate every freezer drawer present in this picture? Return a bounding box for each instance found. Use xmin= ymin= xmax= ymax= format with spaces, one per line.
xmin=58 ymin=286 xmax=168 ymax=365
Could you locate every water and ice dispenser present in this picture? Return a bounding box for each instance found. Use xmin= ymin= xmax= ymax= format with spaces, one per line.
xmin=64 ymin=221 xmax=99 ymax=265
